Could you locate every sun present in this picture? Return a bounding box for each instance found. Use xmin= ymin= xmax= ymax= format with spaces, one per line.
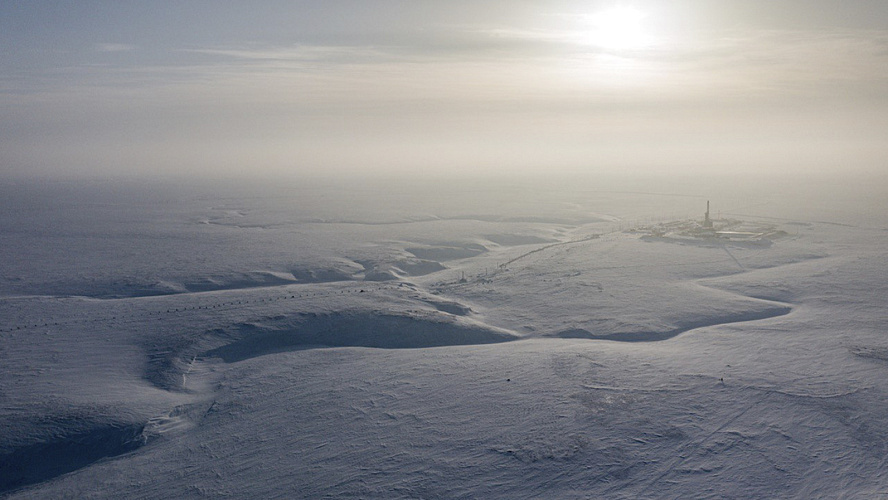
xmin=582 ymin=6 xmax=650 ymax=50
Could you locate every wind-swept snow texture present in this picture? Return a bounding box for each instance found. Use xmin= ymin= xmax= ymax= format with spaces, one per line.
xmin=1 ymin=176 xmax=887 ymax=498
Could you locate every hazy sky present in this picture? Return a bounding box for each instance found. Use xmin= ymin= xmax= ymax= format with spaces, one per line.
xmin=2 ymin=1 xmax=887 ymax=179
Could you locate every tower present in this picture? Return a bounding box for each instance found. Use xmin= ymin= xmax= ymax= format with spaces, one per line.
xmin=703 ymin=201 xmax=713 ymax=228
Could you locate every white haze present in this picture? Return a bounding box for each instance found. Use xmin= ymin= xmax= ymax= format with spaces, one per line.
xmin=2 ymin=1 xmax=888 ymax=178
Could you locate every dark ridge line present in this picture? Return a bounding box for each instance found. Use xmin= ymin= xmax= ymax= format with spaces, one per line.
xmin=551 ymin=306 xmax=793 ymax=343
xmin=0 ymin=273 xmax=367 ymax=302
xmin=0 ymin=423 xmax=146 ymax=495
xmin=202 ymin=312 xmax=518 ymax=361
xmin=144 ymin=311 xmax=518 ymax=390
xmin=299 ymin=214 xmax=604 ymax=227
xmin=0 ymin=283 xmax=407 ymax=333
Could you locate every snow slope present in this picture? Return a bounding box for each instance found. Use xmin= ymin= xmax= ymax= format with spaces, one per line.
xmin=1 ymin=175 xmax=887 ymax=498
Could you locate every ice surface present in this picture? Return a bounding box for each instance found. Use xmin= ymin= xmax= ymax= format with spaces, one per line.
xmin=1 ymin=175 xmax=887 ymax=498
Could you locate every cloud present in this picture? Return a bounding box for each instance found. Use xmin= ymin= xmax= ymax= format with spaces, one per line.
xmin=183 ymin=45 xmax=398 ymax=64
xmin=3 ymin=19 xmax=888 ymax=178
xmin=96 ymin=43 xmax=135 ymax=53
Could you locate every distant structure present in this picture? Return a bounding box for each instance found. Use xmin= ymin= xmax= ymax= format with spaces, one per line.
xmin=703 ymin=201 xmax=713 ymax=229
xmin=634 ymin=200 xmax=785 ymax=243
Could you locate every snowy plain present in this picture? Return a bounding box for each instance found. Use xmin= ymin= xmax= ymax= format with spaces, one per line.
xmin=1 ymin=173 xmax=887 ymax=499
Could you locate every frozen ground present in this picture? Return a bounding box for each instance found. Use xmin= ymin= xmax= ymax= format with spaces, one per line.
xmin=1 ymin=174 xmax=887 ymax=498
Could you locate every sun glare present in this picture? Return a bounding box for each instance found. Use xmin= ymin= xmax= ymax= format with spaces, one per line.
xmin=582 ymin=6 xmax=650 ymax=50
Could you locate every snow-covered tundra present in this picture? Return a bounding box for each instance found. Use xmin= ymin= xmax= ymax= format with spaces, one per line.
xmin=1 ymin=175 xmax=886 ymax=498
